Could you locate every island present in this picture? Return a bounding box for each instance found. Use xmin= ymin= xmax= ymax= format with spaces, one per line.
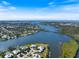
xmin=0 ymin=43 xmax=49 ymax=58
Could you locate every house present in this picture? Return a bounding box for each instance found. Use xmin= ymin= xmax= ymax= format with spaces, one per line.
xmin=20 ymin=46 xmax=28 ymax=50
xmin=2 ymin=35 xmax=7 ymax=39
xmin=30 ymin=45 xmax=36 ymax=48
xmin=4 ymin=52 xmax=13 ymax=58
xmin=12 ymin=49 xmax=20 ymax=54
xmin=17 ymin=54 xmax=21 ymax=58
xmin=33 ymin=54 xmax=41 ymax=58
xmin=38 ymin=46 xmax=45 ymax=52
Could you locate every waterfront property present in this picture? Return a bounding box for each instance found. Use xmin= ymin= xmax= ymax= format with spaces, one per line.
xmin=0 ymin=23 xmax=40 ymax=41
xmin=0 ymin=43 xmax=48 ymax=58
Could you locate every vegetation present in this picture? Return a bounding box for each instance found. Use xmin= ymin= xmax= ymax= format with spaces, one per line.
xmin=25 ymin=43 xmax=49 ymax=58
xmin=60 ymin=26 xmax=79 ymax=41
xmin=61 ymin=40 xmax=78 ymax=58
xmin=0 ymin=43 xmax=49 ymax=58
xmin=15 ymin=34 xmax=21 ymax=37
xmin=0 ymin=54 xmax=3 ymax=58
xmin=56 ymin=23 xmax=79 ymax=58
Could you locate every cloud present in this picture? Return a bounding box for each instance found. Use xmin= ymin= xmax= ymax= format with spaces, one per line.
xmin=9 ymin=6 xmax=16 ymax=10
xmin=0 ymin=0 xmax=79 ymax=20
xmin=0 ymin=1 xmax=16 ymax=11
xmin=48 ymin=0 xmax=79 ymax=8
xmin=62 ymin=4 xmax=79 ymax=12
xmin=48 ymin=0 xmax=79 ymax=12
xmin=48 ymin=2 xmax=56 ymax=7
xmin=0 ymin=10 xmax=79 ymax=20
xmin=48 ymin=2 xmax=54 ymax=5
xmin=0 ymin=5 xmax=3 ymax=8
xmin=33 ymin=0 xmax=79 ymax=20
xmin=1 ymin=1 xmax=10 ymax=5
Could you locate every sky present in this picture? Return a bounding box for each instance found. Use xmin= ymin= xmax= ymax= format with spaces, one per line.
xmin=0 ymin=0 xmax=79 ymax=20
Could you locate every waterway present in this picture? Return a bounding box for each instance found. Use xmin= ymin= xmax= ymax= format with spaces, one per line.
xmin=0 ymin=22 xmax=71 ymax=58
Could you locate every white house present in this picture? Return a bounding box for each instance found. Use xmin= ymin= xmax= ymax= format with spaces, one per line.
xmin=20 ymin=46 xmax=28 ymax=50
xmin=4 ymin=52 xmax=13 ymax=58
xmin=2 ymin=35 xmax=7 ymax=39
xmin=38 ymin=46 xmax=45 ymax=52
xmin=33 ymin=54 xmax=41 ymax=58
xmin=12 ymin=49 xmax=20 ymax=54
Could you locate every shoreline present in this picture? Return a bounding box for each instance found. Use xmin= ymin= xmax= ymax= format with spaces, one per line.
xmin=0 ymin=43 xmax=49 ymax=58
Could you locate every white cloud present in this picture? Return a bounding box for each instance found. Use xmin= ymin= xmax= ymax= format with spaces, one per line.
xmin=0 ymin=0 xmax=79 ymax=20
xmin=2 ymin=1 xmax=10 ymax=5
xmin=48 ymin=2 xmax=54 ymax=5
xmin=47 ymin=0 xmax=79 ymax=12
xmin=9 ymin=6 xmax=16 ymax=10
xmin=0 ymin=8 xmax=8 ymax=11
xmin=55 ymin=4 xmax=79 ymax=13
xmin=0 ymin=5 xmax=3 ymax=8
xmin=63 ymin=5 xmax=79 ymax=11
xmin=0 ymin=1 xmax=16 ymax=11
xmin=48 ymin=0 xmax=79 ymax=8
xmin=0 ymin=10 xmax=79 ymax=20
xmin=48 ymin=2 xmax=56 ymax=7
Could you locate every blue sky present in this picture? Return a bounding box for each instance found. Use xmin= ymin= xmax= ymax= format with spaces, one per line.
xmin=0 ymin=0 xmax=79 ymax=20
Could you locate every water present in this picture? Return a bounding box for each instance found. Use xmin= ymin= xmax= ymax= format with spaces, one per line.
xmin=39 ymin=25 xmax=59 ymax=32
xmin=0 ymin=23 xmax=71 ymax=58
